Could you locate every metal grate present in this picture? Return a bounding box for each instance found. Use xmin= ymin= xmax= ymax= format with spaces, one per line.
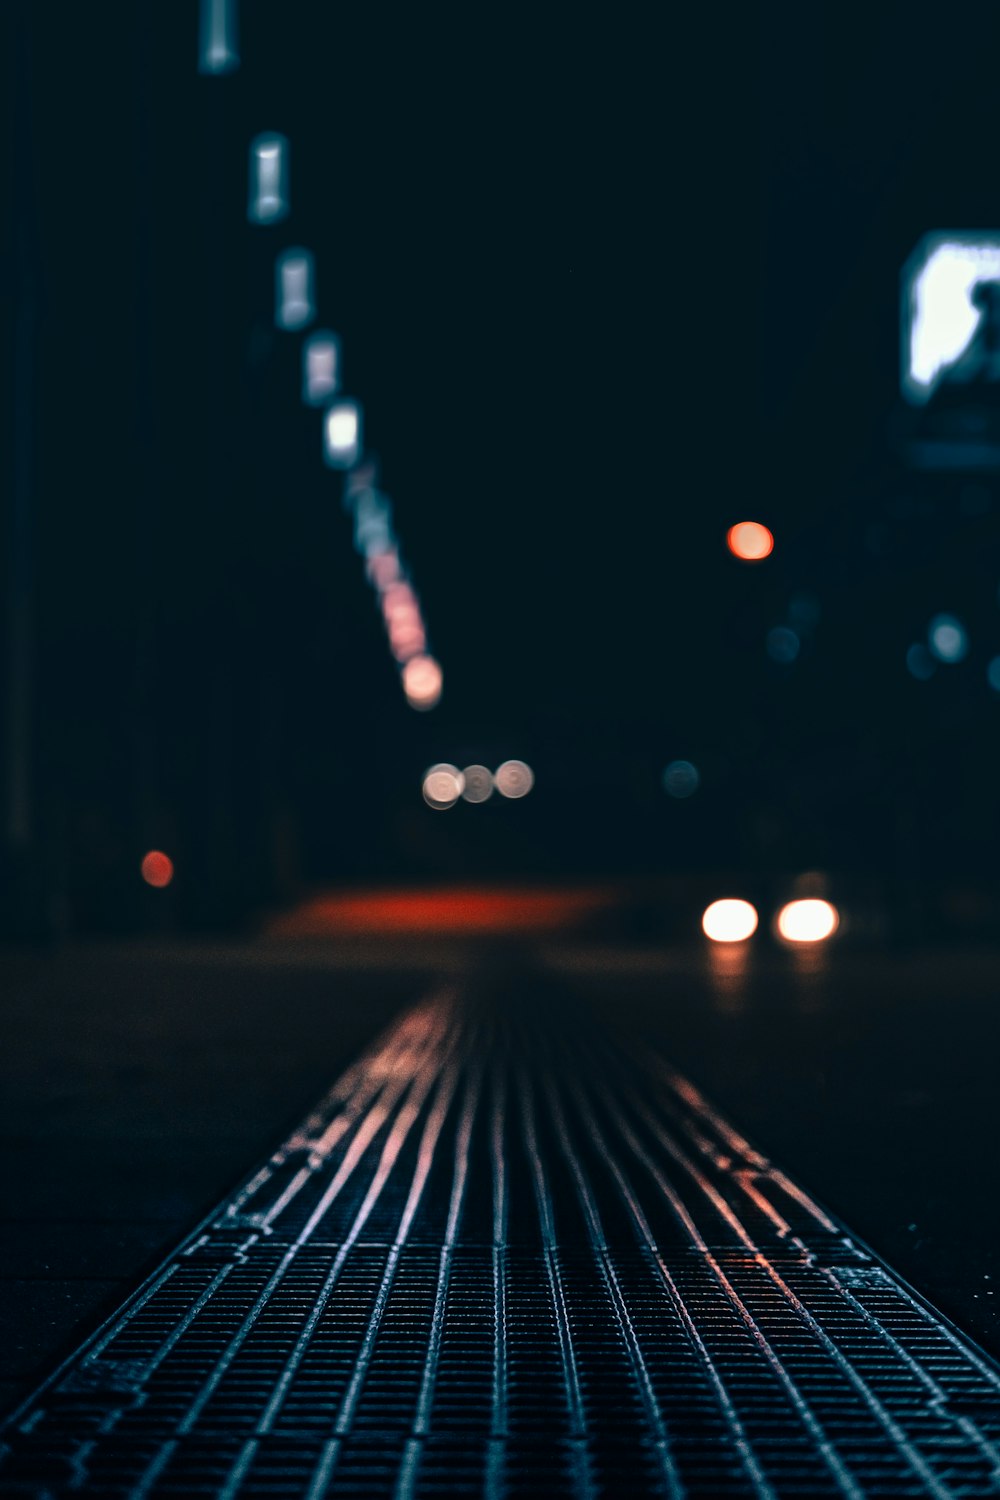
xmin=3 ymin=987 xmax=1000 ymax=1496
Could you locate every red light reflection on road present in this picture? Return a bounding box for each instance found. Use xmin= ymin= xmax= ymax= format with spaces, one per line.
xmin=268 ymin=886 xmax=614 ymax=937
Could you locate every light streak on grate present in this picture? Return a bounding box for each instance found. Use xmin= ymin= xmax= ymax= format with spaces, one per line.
xmin=2 ymin=988 xmax=1000 ymax=1497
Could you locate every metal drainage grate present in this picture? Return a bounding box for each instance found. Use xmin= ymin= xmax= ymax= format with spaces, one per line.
xmin=2 ymin=987 xmax=1000 ymax=1496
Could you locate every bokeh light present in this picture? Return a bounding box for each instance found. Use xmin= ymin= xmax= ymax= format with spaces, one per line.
xmin=141 ymin=850 xmax=174 ymax=889
xmin=727 ymin=522 xmax=774 ymax=561
xmin=275 ymin=248 xmax=314 ymax=331
xmin=388 ymin=609 xmax=424 ymax=636
xmin=354 ymin=490 xmax=392 ymax=556
xmin=201 ymin=0 xmax=240 ymax=75
xmin=904 ymin=236 xmax=1000 ymax=401
xmin=461 ymin=766 xmax=494 ymax=803
xmin=403 ymin=654 xmax=443 ymax=711
xmin=324 ymin=400 xmax=362 ymax=469
xmin=422 ymin=764 xmax=464 ymax=810
xmin=702 ymin=899 xmax=758 ymax=943
xmin=390 ymin=631 xmax=426 ymax=664
xmin=382 ymin=582 xmax=418 ymax=618
xmin=366 ymin=550 xmax=401 ymax=590
xmin=302 ymin=332 xmax=340 ymax=406
xmin=988 ymin=657 xmax=1000 ymax=692
xmin=247 ymin=133 xmax=285 ymax=219
xmin=662 ymin=760 xmax=700 ymax=798
xmin=776 ymin=898 xmax=839 ymax=944
xmin=766 ymin=626 xmax=800 ymax=664
xmin=906 ymin=643 xmax=936 ymax=681
xmin=927 ymin=613 xmax=968 ymax=663
xmin=384 ymin=594 xmax=420 ymax=625
xmin=494 ymin=761 xmax=534 ymax=799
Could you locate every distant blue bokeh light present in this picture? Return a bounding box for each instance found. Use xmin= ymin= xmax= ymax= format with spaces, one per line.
xmin=927 ymin=613 xmax=968 ymax=663
xmin=906 ymin=644 xmax=936 ymax=681
xmin=766 ymin=626 xmax=800 ymax=664
xmin=663 ymin=761 xmax=700 ymax=799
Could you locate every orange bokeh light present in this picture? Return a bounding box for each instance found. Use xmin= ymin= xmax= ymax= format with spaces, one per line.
xmin=141 ymin=850 xmax=174 ymax=889
xmin=727 ymin=521 xmax=774 ymax=561
xmin=402 ymin=654 xmax=443 ymax=710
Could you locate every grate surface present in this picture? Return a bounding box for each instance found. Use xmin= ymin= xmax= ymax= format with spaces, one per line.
xmin=2 ymin=987 xmax=1000 ymax=1497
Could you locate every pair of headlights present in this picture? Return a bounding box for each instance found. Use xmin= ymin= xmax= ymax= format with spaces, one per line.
xmin=702 ymin=898 xmax=839 ymax=945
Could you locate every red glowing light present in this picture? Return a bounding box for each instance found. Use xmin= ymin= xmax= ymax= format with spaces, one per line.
xmin=141 ymin=850 xmax=174 ymax=888
xmin=727 ymin=521 xmax=774 ymax=561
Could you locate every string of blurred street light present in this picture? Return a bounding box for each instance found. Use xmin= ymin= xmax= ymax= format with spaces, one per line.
xmin=247 ymin=132 xmax=444 ymax=713
xmin=186 ymin=0 xmax=853 ymax=940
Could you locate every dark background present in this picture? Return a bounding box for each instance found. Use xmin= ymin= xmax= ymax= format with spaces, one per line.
xmin=5 ymin=0 xmax=1000 ymax=933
